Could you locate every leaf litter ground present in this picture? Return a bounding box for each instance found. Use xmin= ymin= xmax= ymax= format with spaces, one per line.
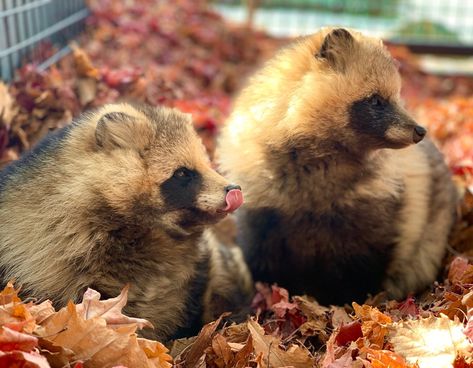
xmin=1 ymin=0 xmax=473 ymax=367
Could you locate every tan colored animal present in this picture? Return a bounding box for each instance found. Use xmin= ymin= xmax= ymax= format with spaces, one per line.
xmin=218 ymin=28 xmax=457 ymax=305
xmin=0 ymin=103 xmax=252 ymax=340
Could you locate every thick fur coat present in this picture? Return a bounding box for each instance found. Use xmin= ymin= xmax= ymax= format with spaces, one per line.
xmin=0 ymin=103 xmax=252 ymax=340
xmin=218 ymin=28 xmax=457 ymax=304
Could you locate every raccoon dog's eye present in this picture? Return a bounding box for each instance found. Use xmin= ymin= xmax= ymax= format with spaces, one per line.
xmin=369 ymin=94 xmax=385 ymax=108
xmin=173 ymin=167 xmax=195 ymax=180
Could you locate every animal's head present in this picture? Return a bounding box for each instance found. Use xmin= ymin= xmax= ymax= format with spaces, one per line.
xmin=265 ymin=28 xmax=426 ymax=155
xmin=82 ymin=104 xmax=243 ymax=237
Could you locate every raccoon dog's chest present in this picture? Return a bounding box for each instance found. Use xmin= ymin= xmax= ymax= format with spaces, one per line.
xmin=239 ymin=194 xmax=402 ymax=304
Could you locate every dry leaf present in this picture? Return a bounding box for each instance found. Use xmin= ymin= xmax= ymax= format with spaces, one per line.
xmin=182 ymin=313 xmax=229 ymax=367
xmin=0 ymin=350 xmax=50 ymax=368
xmin=71 ymin=44 xmax=100 ymax=79
xmin=231 ymin=336 xmax=253 ymax=368
xmin=210 ymin=333 xmax=232 ymax=367
xmin=389 ymin=314 xmax=471 ymax=368
xmin=353 ymin=302 xmax=392 ymax=348
xmin=76 ymin=286 xmax=153 ymax=330
xmin=0 ymin=326 xmax=38 ymax=352
xmin=138 ymin=338 xmax=173 ymax=368
xmin=363 ymin=348 xmax=415 ymax=368
xmin=448 ymin=257 xmax=473 ymax=285
xmin=247 ymin=318 xmax=313 ymax=368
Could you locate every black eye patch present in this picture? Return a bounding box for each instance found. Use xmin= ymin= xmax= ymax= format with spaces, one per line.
xmin=349 ymin=94 xmax=398 ymax=137
xmin=161 ymin=167 xmax=202 ymax=209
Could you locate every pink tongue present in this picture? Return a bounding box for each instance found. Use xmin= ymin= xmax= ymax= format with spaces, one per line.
xmin=224 ymin=189 xmax=244 ymax=212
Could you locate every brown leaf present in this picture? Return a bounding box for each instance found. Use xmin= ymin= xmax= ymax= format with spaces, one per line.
xmin=37 ymin=301 xmax=169 ymax=368
xmin=211 ymin=333 xmax=232 ymax=367
xmin=183 ymin=313 xmax=229 ymax=367
xmin=247 ymin=318 xmax=313 ymax=368
xmin=76 ymin=286 xmax=153 ymax=330
xmin=29 ymin=301 xmax=55 ymax=325
xmin=38 ymin=337 xmax=75 ymax=368
xmin=231 ymin=336 xmax=253 ymax=368
xmin=448 ymin=257 xmax=473 ymax=285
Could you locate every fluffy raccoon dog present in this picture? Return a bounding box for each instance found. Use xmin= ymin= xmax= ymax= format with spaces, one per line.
xmin=0 ymin=103 xmax=252 ymax=341
xmin=218 ymin=28 xmax=457 ymax=305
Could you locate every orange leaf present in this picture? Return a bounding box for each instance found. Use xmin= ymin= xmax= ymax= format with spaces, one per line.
xmin=0 ymin=326 xmax=38 ymax=352
xmin=0 ymin=281 xmax=21 ymax=305
xmin=0 ymin=350 xmax=50 ymax=368
xmin=364 ymin=348 xmax=415 ymax=368
xmin=353 ymin=303 xmax=392 ymax=349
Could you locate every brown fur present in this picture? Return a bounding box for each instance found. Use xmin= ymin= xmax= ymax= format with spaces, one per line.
xmin=218 ymin=28 xmax=457 ymax=304
xmin=0 ymin=103 xmax=252 ymax=340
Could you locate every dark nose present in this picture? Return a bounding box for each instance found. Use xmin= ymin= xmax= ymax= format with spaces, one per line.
xmin=225 ymin=184 xmax=241 ymax=192
xmin=413 ymin=125 xmax=426 ymax=143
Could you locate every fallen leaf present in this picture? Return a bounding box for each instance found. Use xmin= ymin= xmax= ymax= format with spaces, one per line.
xmin=247 ymin=318 xmax=313 ymax=368
xmin=210 ymin=333 xmax=232 ymax=367
xmin=448 ymin=257 xmax=473 ymax=285
xmin=335 ymin=321 xmax=363 ymax=346
xmin=76 ymin=286 xmax=153 ymax=330
xmin=364 ymin=348 xmax=415 ymax=368
xmin=231 ymin=336 xmax=253 ymax=368
xmin=182 ymin=313 xmax=229 ymax=367
xmin=353 ymin=303 xmax=392 ymax=349
xmin=0 ymin=326 xmax=38 ymax=352
xmin=0 ymin=350 xmax=51 ymax=368
xmin=71 ymin=43 xmax=100 ymax=79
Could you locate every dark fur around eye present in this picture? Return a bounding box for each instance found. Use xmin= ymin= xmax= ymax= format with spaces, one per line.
xmin=161 ymin=167 xmax=202 ymax=209
xmin=173 ymin=167 xmax=197 ymax=181
xmin=368 ymin=94 xmax=386 ymax=108
xmin=349 ymin=95 xmax=399 ymax=137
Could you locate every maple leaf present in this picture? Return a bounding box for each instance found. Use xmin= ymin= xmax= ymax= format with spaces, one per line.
xmin=76 ymin=285 xmax=153 ymax=330
xmin=0 ymin=326 xmax=38 ymax=352
xmin=448 ymin=257 xmax=473 ymax=285
xmin=0 ymin=288 xmax=36 ymax=333
xmin=0 ymin=281 xmax=21 ymax=305
xmin=353 ymin=303 xmax=392 ymax=349
xmin=363 ymin=348 xmax=416 ymax=368
xmin=247 ymin=318 xmax=314 ymax=368
xmin=389 ymin=314 xmax=472 ymax=368
xmin=36 ymin=300 xmax=170 ymax=368
xmin=0 ymin=350 xmax=50 ymax=368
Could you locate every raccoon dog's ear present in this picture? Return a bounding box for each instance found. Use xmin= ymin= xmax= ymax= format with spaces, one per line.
xmin=316 ymin=28 xmax=354 ymax=71
xmin=95 ymin=112 xmax=151 ymax=151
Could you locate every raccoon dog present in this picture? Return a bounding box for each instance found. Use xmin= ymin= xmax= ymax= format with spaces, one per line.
xmin=0 ymin=103 xmax=251 ymax=340
xmin=218 ymin=28 xmax=457 ymax=305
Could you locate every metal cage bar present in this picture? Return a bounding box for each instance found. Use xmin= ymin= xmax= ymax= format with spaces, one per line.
xmin=213 ymin=0 xmax=473 ymax=54
xmin=0 ymin=0 xmax=88 ymax=82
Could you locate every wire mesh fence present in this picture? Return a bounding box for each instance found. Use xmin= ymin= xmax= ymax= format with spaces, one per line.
xmin=214 ymin=0 xmax=473 ymax=51
xmin=0 ymin=0 xmax=88 ymax=82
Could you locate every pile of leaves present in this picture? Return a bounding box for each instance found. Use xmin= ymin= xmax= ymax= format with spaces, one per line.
xmin=0 ymin=282 xmax=172 ymax=367
xmin=170 ymin=264 xmax=473 ymax=368
xmin=1 ymin=0 xmax=473 ymax=367
xmin=0 ymin=0 xmax=281 ymax=166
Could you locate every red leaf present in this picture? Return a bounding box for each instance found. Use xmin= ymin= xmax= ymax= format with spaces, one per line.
xmin=335 ymin=321 xmax=363 ymax=346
